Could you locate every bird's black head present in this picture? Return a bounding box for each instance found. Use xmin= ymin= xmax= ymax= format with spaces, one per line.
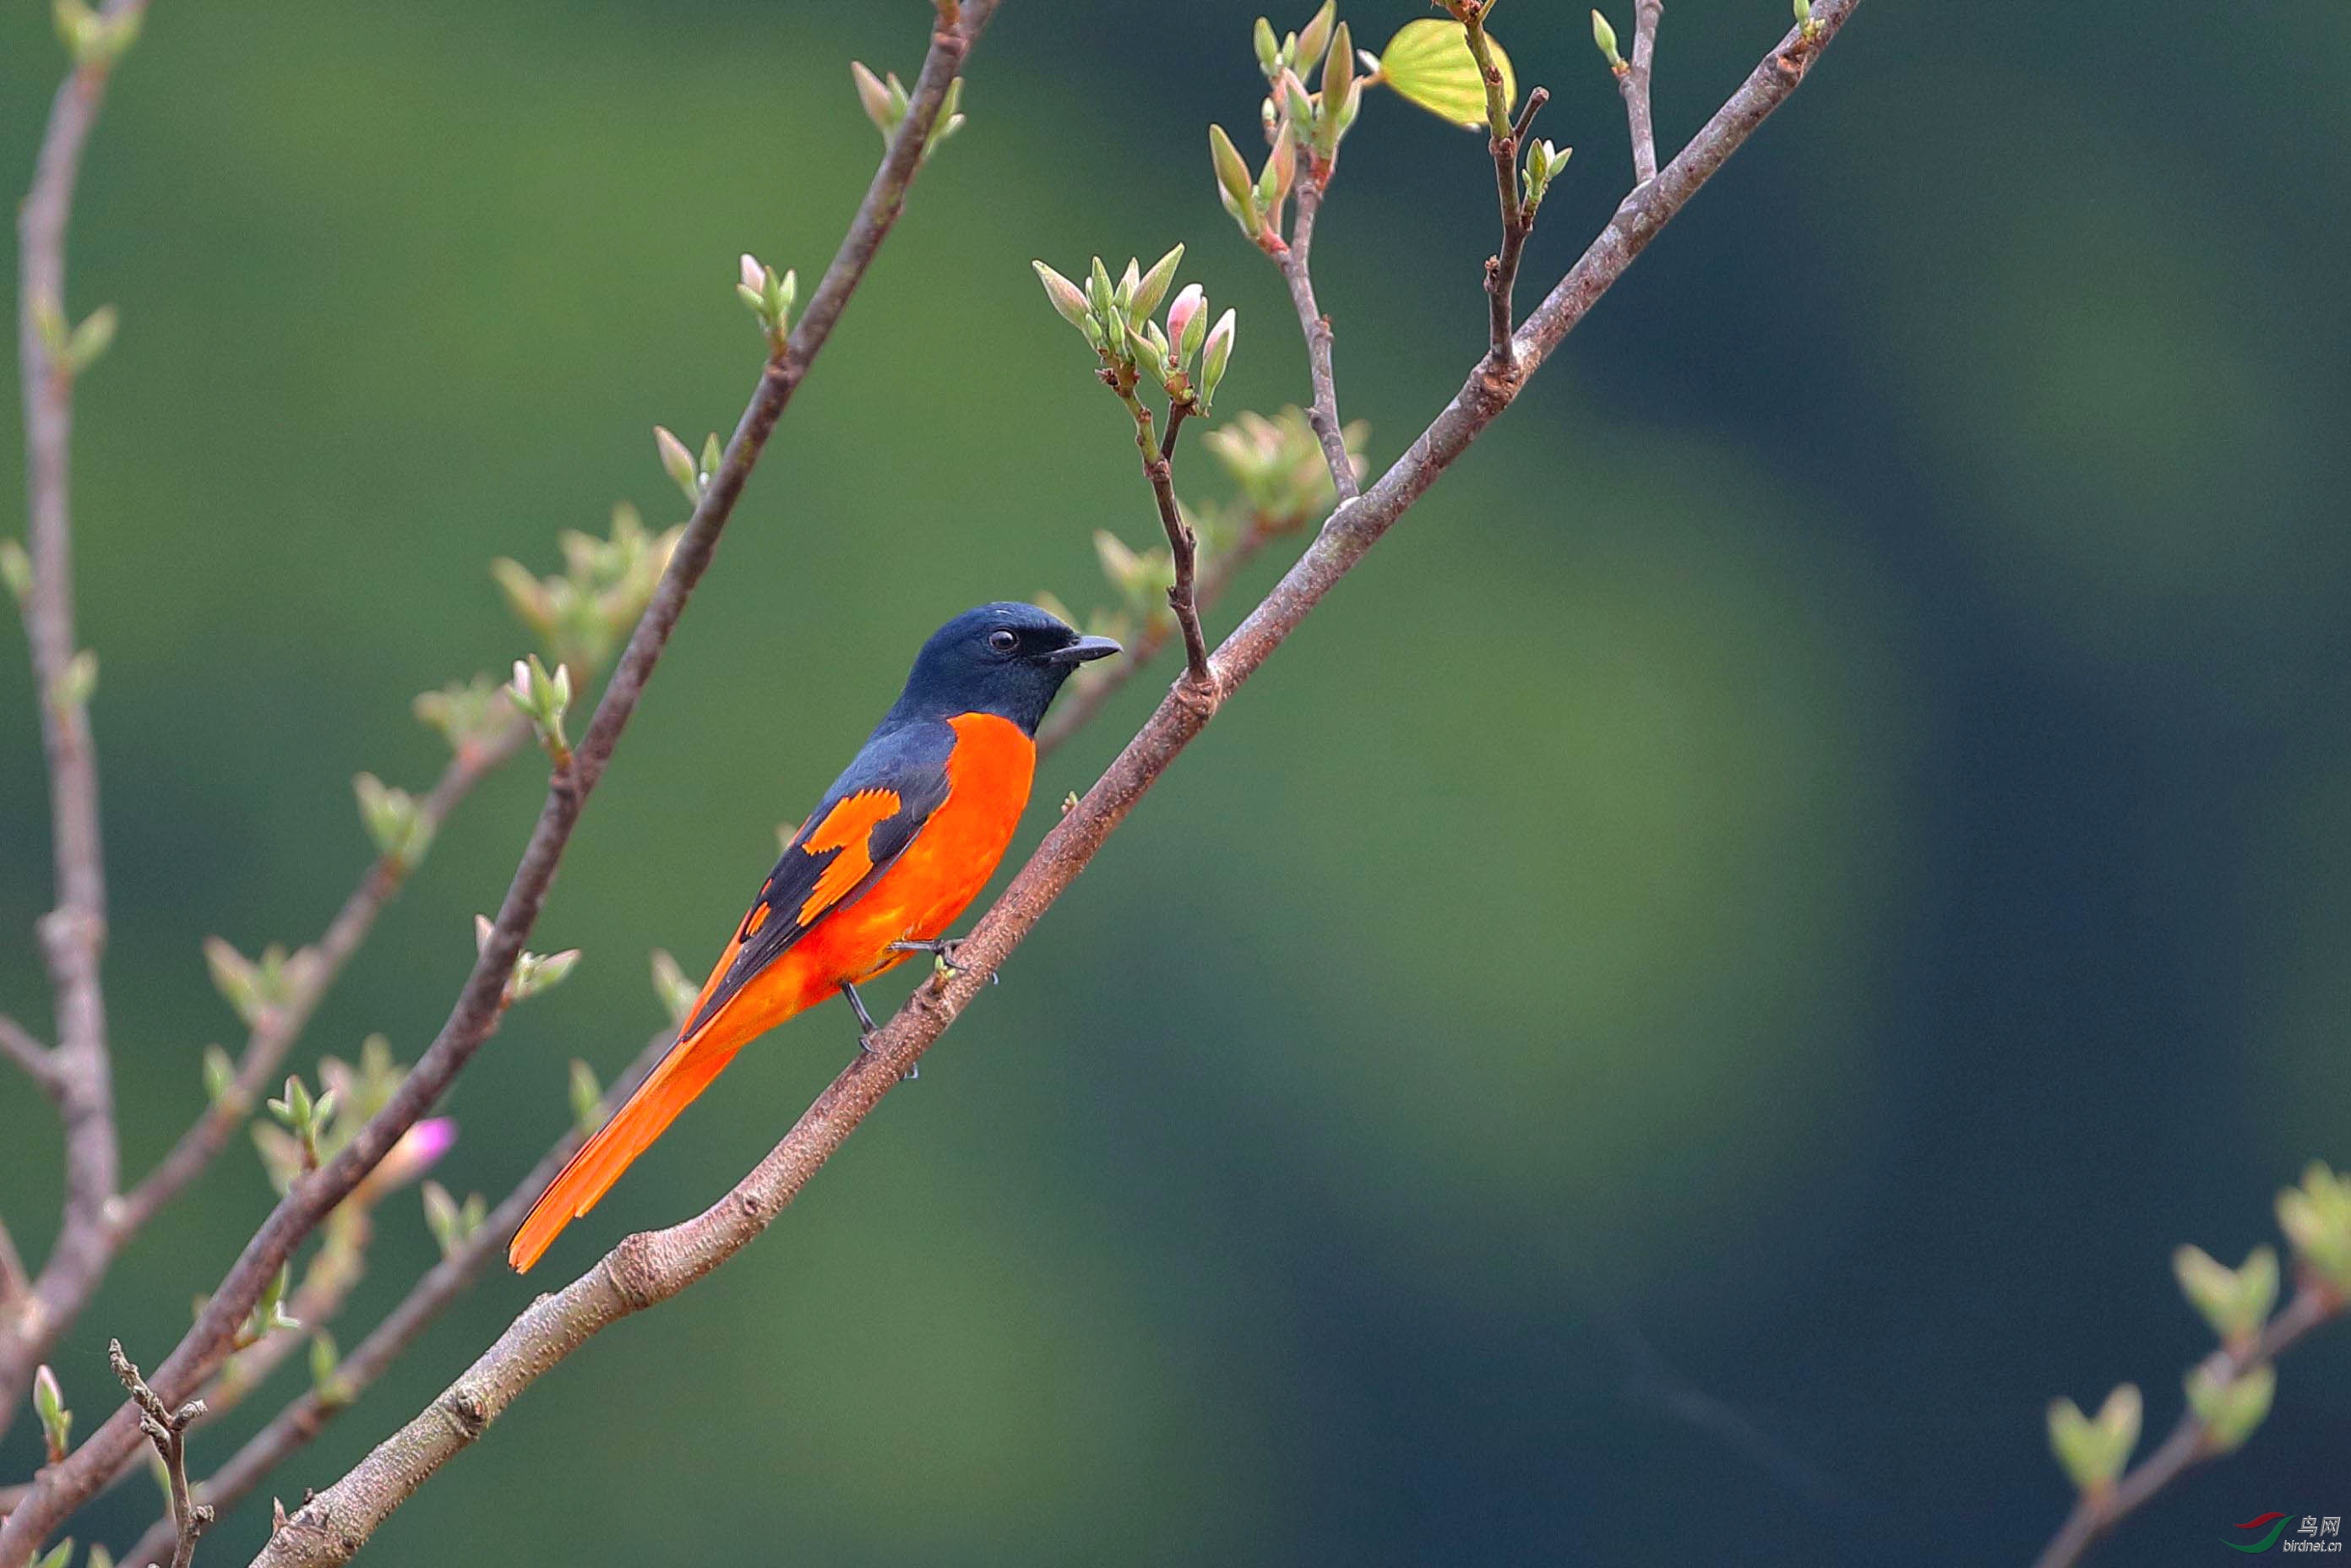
xmin=887 ymin=602 xmax=1120 ymax=735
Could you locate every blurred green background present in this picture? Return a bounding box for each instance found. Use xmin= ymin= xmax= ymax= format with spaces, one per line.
xmin=3 ymin=1 xmax=2348 ymax=1562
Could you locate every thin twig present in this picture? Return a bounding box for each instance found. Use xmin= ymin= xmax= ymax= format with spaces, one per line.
xmin=1275 ymin=181 xmax=1357 ymax=503
xmin=1033 ymin=520 xmax=1276 ymax=760
xmin=0 ymin=1211 xmax=379 ymax=1525
xmin=1616 ymin=0 xmax=1663 ymax=183
xmin=1450 ymin=0 xmax=1537 ymax=361
xmin=1489 ymin=84 xmax=1548 ymax=354
xmin=0 ymin=1017 xmax=54 ymax=1092
xmin=110 ymin=1341 xmax=212 ymax=1568
xmin=242 ymin=9 xmax=1861 ymax=1562
xmin=115 ymin=1032 xmax=672 ymax=1568
xmin=0 ymin=9 xmax=995 ymax=1561
xmin=2033 ymin=1284 xmax=2345 ymax=1568
xmin=0 ymin=0 xmax=148 ymax=1454
xmin=1115 ymin=393 xmax=1210 ymax=684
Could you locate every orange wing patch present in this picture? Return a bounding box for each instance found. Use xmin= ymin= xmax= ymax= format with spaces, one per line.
xmin=796 ymin=788 xmax=901 ymax=925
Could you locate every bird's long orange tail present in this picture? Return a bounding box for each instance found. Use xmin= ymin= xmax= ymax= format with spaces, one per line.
xmin=508 ymin=1008 xmax=755 ymax=1273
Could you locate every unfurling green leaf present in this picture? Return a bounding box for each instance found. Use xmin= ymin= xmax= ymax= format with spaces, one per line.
xmin=654 ymin=425 xmax=700 ymax=505
xmin=415 ymin=674 xmax=510 ymax=758
xmin=1314 ymin=24 xmax=1356 ymax=159
xmin=569 ymin=1059 xmax=605 ymax=1137
xmin=32 ymin=1363 xmax=71 ymax=1462
xmin=2277 ymin=1162 xmax=2351 ymax=1295
xmin=505 ymin=653 xmax=574 ymax=765
xmin=850 ymin=63 xmax=965 ymax=161
xmin=50 ymin=649 xmax=97 ymax=710
xmin=1199 ymin=309 xmax=1238 ymax=411
xmin=202 ymin=1043 xmax=238 ymax=1108
xmin=1521 ymin=139 xmax=1572 ymax=212
xmin=1592 ymin=9 xmax=1624 ymax=68
xmin=737 ymin=253 xmax=797 ymax=346
xmin=482 ymin=913 xmax=580 ymax=1004
xmin=650 ymin=948 xmax=699 ymax=1026
xmin=1380 ymin=17 xmax=1516 ymax=128
xmin=2185 ymin=1362 xmax=2274 ymax=1455
xmin=422 ymin=1179 xmax=464 ymax=1259
xmin=1130 ymin=244 xmax=1185 ymax=325
xmin=1209 ymin=123 xmax=1261 ymax=238
xmin=1293 ymin=0 xmax=1336 ymax=74
xmin=1200 ymin=406 xmax=1363 ymax=530
xmin=353 ymin=772 xmax=433 ymax=868
xmin=2174 ymin=1244 xmax=2279 ymax=1353
xmin=851 ymin=60 xmax=894 ymax=133
xmin=308 ymin=1332 xmax=352 ymax=1408
xmin=0 ymin=539 xmax=31 ymax=607
xmin=1094 ymin=531 xmax=1175 ymax=616
xmin=206 ymin=939 xmax=316 ymax=1030
xmin=63 ymin=305 xmax=117 ymax=373
xmin=2045 ymin=1384 xmax=2139 ymax=1496
xmin=1032 ymin=261 xmax=1093 ymax=335
xmin=55 ymin=0 xmax=138 ymax=65
xmin=234 ymin=1261 xmax=300 ymax=1348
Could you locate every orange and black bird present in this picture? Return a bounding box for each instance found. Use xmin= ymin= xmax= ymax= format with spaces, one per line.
xmin=508 ymin=602 xmax=1118 ymax=1271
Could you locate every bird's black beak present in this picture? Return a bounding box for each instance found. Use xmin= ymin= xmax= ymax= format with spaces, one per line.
xmin=1042 ymin=634 xmax=1122 ymax=665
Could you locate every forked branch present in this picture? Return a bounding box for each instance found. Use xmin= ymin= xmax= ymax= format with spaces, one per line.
xmin=111 ymin=1341 xmax=212 ymax=1568
xmin=0 ymin=0 xmax=149 ymax=1451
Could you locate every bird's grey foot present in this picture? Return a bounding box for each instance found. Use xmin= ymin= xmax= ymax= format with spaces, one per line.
xmin=841 ymin=979 xmax=917 ymax=1081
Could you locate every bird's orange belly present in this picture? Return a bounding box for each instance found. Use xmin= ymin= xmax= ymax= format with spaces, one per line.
xmin=767 ymin=711 xmax=1034 ymax=1016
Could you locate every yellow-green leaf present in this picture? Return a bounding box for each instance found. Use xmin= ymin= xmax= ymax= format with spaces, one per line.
xmin=1379 ymin=17 xmax=1515 ymax=129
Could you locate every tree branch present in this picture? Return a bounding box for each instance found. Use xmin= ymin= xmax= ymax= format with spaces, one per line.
xmin=1115 ymin=394 xmax=1210 ymax=684
xmin=111 ymin=1341 xmax=211 ymax=1568
xmin=0 ymin=0 xmax=148 ymax=1456
xmin=1615 ymin=0 xmax=1663 ymax=183
xmin=0 ymin=7 xmax=994 ymax=1560
xmin=112 ymin=1032 xmax=672 ymax=1568
xmin=2033 ymin=1283 xmax=2345 ymax=1568
xmin=1032 ymin=518 xmax=1275 ymax=760
xmin=1448 ymin=0 xmax=1540 ymax=361
xmin=242 ymin=8 xmax=1861 ymax=1562
xmin=0 ymin=1017 xmax=55 ymax=1092
xmin=1275 ymin=181 xmax=1357 ymax=504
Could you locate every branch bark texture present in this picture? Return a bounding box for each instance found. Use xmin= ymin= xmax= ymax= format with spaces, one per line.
xmin=113 ymin=1033 xmax=672 ymax=1568
xmin=1276 ymin=180 xmax=1357 ymax=504
xmin=0 ymin=0 xmax=149 ymax=1449
xmin=0 ymin=6 xmax=992 ymax=1560
xmin=245 ymin=8 xmax=1859 ymax=1563
xmin=1617 ymin=0 xmax=1663 ymax=183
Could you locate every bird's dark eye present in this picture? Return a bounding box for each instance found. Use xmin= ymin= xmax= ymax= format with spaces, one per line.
xmin=987 ymin=629 xmax=1019 ymax=654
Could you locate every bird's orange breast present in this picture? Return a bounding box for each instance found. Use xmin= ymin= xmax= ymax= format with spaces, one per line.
xmin=772 ymin=710 xmax=1035 ymax=1006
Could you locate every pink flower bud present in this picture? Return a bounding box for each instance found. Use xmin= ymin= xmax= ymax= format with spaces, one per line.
xmin=1166 ymin=284 xmax=1205 ymax=359
xmin=739 ymin=253 xmax=765 ymax=294
xmin=1200 ymin=308 xmax=1238 ymax=406
xmin=351 ymin=1117 xmax=457 ymax=1208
